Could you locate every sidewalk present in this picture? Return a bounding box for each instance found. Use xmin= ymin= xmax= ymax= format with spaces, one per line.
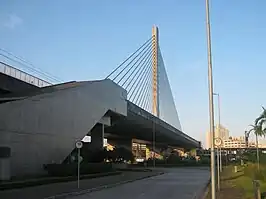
xmin=0 ymin=171 xmax=162 ymax=199
xmin=0 ymin=172 xmax=121 ymax=190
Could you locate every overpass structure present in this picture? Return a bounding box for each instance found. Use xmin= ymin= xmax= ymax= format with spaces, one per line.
xmin=0 ymin=26 xmax=200 ymax=177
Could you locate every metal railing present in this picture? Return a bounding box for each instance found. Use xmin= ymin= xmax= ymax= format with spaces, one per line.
xmin=0 ymin=61 xmax=52 ymax=88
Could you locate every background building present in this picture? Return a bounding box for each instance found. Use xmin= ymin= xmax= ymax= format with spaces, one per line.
xmin=223 ymin=136 xmax=246 ymax=148
xmin=215 ymin=124 xmax=229 ymax=140
xmin=205 ymin=131 xmax=211 ymax=149
xmin=205 ymin=124 xmax=229 ymax=149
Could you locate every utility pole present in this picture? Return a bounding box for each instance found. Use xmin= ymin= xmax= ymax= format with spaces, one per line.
xmin=205 ymin=0 xmax=216 ymax=198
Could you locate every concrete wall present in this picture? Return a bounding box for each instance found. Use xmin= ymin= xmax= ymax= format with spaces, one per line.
xmin=0 ymin=79 xmax=127 ymax=176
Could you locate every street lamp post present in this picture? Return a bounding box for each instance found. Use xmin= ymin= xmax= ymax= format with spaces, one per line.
xmin=205 ymin=0 xmax=216 ymax=198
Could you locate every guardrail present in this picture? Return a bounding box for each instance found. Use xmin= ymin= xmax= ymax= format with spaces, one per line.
xmin=0 ymin=61 xmax=52 ymax=88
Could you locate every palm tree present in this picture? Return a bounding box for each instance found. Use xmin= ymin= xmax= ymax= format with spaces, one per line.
xmin=255 ymin=106 xmax=266 ymax=128
xmin=249 ymin=124 xmax=265 ymax=170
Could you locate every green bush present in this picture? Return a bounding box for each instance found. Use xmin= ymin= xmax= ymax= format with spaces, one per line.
xmin=145 ymin=157 xmax=210 ymax=167
xmin=199 ymin=157 xmax=210 ymax=165
xmin=242 ymin=151 xmax=257 ymax=163
xmin=166 ymin=154 xmax=181 ymax=164
xmin=260 ymin=154 xmax=266 ymax=164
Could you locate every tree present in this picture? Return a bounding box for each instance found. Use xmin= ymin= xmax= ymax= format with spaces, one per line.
xmin=249 ymin=124 xmax=265 ymax=170
xmin=255 ymin=106 xmax=266 ymax=128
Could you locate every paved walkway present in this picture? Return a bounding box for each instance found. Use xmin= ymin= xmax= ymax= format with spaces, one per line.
xmin=0 ymin=171 xmax=159 ymax=199
xmin=67 ymin=168 xmax=210 ymax=199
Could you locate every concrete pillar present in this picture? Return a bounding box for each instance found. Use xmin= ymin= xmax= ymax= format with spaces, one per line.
xmin=90 ymin=116 xmax=110 ymax=150
xmin=0 ymin=146 xmax=11 ymax=181
xmin=90 ymin=124 xmax=104 ymax=150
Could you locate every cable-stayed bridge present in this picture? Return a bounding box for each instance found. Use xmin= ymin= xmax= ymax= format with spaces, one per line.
xmin=106 ymin=27 xmax=181 ymax=131
xmin=0 ymin=26 xmax=200 ymax=176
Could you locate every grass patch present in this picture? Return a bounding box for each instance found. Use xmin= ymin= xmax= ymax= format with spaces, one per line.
xmin=229 ymin=174 xmax=266 ymax=199
xmin=207 ymin=165 xmax=266 ymax=199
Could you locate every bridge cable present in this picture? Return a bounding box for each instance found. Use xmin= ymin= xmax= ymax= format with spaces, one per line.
xmin=118 ymin=44 xmax=152 ymax=86
xmin=120 ymin=45 xmax=152 ymax=88
xmin=129 ymin=60 xmax=152 ymax=104
xmin=144 ymin=83 xmax=152 ymax=112
xmin=135 ymin=65 xmax=152 ymax=108
xmin=126 ymin=50 xmax=152 ymax=94
xmin=121 ymin=46 xmax=152 ymax=89
xmin=128 ymin=56 xmax=152 ymax=101
xmin=138 ymin=60 xmax=152 ymax=108
xmin=111 ymin=41 xmax=151 ymax=82
xmin=105 ymin=36 xmax=152 ymax=80
xmin=131 ymin=60 xmax=152 ymax=105
xmin=136 ymin=62 xmax=152 ymax=108
xmin=139 ymin=81 xmax=150 ymax=111
xmin=140 ymin=68 xmax=152 ymax=111
xmin=125 ymin=50 xmax=152 ymax=91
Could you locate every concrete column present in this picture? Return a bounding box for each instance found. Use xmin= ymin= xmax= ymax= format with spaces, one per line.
xmin=90 ymin=124 xmax=104 ymax=150
xmin=0 ymin=146 xmax=11 ymax=181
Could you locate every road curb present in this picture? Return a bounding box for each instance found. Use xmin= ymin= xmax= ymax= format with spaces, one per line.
xmin=193 ymin=178 xmax=210 ymax=199
xmin=45 ymin=172 xmax=164 ymax=199
xmin=0 ymin=171 xmax=121 ymax=191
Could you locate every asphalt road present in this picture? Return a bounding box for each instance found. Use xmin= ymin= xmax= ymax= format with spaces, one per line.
xmin=67 ymin=168 xmax=210 ymax=199
xmin=0 ymin=171 xmax=159 ymax=199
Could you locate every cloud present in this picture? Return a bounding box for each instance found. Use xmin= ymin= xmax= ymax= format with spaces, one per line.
xmin=3 ymin=14 xmax=23 ymax=29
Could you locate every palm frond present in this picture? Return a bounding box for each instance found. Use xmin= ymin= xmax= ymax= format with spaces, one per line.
xmin=255 ymin=106 xmax=266 ymax=125
xmin=259 ymin=118 xmax=266 ymax=126
xmin=255 ymin=116 xmax=264 ymax=125
xmin=248 ymin=125 xmax=255 ymax=133
xmin=248 ymin=124 xmax=266 ymax=137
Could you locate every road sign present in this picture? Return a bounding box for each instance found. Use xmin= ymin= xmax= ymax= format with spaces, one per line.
xmin=75 ymin=141 xmax=83 ymax=149
xmin=75 ymin=140 xmax=83 ymax=189
xmin=214 ymin=138 xmax=222 ymax=147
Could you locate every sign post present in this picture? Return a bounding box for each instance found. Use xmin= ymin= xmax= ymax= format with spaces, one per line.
xmin=214 ymin=137 xmax=222 ymax=191
xmin=75 ymin=141 xmax=83 ymax=189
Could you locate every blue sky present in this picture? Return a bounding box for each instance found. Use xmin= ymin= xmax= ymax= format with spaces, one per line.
xmin=0 ymin=1 xmax=265 ymax=146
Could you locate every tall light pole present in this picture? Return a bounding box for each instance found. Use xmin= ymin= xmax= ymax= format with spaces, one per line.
xmin=213 ymin=93 xmax=223 ymax=172
xmin=205 ymin=0 xmax=216 ymax=198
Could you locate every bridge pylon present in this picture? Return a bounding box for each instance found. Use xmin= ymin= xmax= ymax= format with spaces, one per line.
xmin=152 ymin=26 xmax=159 ymax=117
xmin=106 ymin=26 xmax=182 ymax=131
